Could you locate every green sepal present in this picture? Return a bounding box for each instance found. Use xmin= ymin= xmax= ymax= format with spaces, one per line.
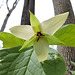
xmin=29 ymin=11 xmax=41 ymax=33
xmin=20 ymin=35 xmax=36 ymax=51
xmin=45 ymin=34 xmax=64 ymax=45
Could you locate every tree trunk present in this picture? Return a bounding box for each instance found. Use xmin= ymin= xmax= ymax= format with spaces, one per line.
xmin=21 ymin=0 xmax=35 ymax=25
xmin=52 ymin=0 xmax=75 ymax=75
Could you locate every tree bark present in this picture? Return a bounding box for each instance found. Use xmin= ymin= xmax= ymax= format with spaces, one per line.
xmin=52 ymin=0 xmax=75 ymax=75
xmin=21 ymin=0 xmax=35 ymax=25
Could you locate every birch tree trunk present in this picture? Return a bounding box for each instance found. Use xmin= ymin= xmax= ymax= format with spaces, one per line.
xmin=21 ymin=0 xmax=35 ymax=25
xmin=52 ymin=0 xmax=75 ymax=75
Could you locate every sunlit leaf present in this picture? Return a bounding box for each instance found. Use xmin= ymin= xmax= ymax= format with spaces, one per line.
xmin=71 ymin=61 xmax=75 ymax=66
xmin=70 ymin=71 xmax=75 ymax=75
xmin=70 ymin=61 xmax=75 ymax=75
xmin=54 ymin=24 xmax=75 ymax=47
xmin=0 ymin=32 xmax=24 ymax=48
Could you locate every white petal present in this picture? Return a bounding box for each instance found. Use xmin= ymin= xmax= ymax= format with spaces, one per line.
xmin=10 ymin=25 xmax=35 ymax=40
xmin=41 ymin=12 xmax=69 ymax=35
xmin=33 ymin=37 xmax=49 ymax=62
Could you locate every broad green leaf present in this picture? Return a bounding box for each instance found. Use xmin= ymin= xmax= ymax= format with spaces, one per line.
xmin=10 ymin=25 xmax=35 ymax=40
xmin=54 ymin=24 xmax=75 ymax=47
xmin=70 ymin=71 xmax=75 ymax=75
xmin=29 ymin=11 xmax=41 ymax=33
xmin=70 ymin=61 xmax=75 ymax=75
xmin=41 ymin=12 xmax=69 ymax=35
xmin=33 ymin=37 xmax=49 ymax=62
xmin=71 ymin=61 xmax=75 ymax=66
xmin=0 ymin=32 xmax=24 ymax=48
xmin=0 ymin=46 xmax=66 ymax=75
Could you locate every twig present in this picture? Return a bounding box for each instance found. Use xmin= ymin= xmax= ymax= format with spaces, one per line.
xmin=0 ymin=0 xmax=20 ymax=32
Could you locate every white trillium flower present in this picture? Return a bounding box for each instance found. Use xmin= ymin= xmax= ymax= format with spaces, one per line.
xmin=10 ymin=11 xmax=69 ymax=62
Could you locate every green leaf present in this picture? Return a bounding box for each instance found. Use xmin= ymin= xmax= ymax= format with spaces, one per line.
xmin=70 ymin=62 xmax=75 ymax=75
xmin=70 ymin=71 xmax=75 ymax=75
xmin=71 ymin=61 xmax=75 ymax=66
xmin=29 ymin=11 xmax=41 ymax=33
xmin=54 ymin=24 xmax=75 ymax=47
xmin=0 ymin=32 xmax=25 ymax=48
xmin=0 ymin=46 xmax=66 ymax=75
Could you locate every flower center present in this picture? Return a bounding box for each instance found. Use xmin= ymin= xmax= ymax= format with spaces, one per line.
xmin=37 ymin=32 xmax=43 ymax=36
xmin=36 ymin=32 xmax=44 ymax=41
